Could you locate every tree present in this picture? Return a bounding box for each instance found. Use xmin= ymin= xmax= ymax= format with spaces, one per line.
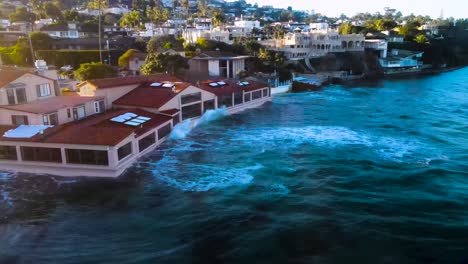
xmin=339 ymin=22 xmax=353 ymax=35
xmin=73 ymin=62 xmax=117 ymax=81
xmin=146 ymin=6 xmax=170 ymax=25
xmin=103 ymin=13 xmax=119 ymax=25
xmin=196 ymin=0 xmax=209 ymax=17
xmin=120 ymin=10 xmax=142 ymax=28
xmin=9 ymin=7 xmax=36 ymax=23
xmin=147 ymin=35 xmax=180 ymax=53
xmin=179 ymin=0 xmax=189 ymax=18
xmin=64 ymin=10 xmax=79 ymax=21
xmin=141 ymin=53 xmax=188 ymax=75
xmin=212 ymin=11 xmax=226 ymax=27
xmin=44 ymin=2 xmax=63 ymax=20
xmin=29 ymin=32 xmax=53 ymax=50
xmin=118 ymin=49 xmax=139 ymax=67
xmin=195 ymin=37 xmax=208 ymax=49
xmin=87 ymin=0 xmax=108 ymax=10
xmin=414 ymin=34 xmax=429 ymax=44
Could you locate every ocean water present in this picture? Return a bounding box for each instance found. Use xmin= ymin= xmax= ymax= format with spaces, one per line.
xmin=1 ymin=68 xmax=468 ymax=263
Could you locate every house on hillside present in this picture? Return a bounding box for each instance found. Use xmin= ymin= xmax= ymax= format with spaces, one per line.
xmin=379 ymin=49 xmax=424 ymax=74
xmin=189 ymin=51 xmax=249 ymax=80
xmin=128 ymin=52 xmax=147 ymax=75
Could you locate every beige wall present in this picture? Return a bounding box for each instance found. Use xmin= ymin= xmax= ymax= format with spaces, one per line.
xmin=0 ymin=109 xmax=41 ymax=125
xmin=159 ymin=85 xmax=217 ymax=112
xmin=79 ymin=83 xmax=139 ymax=109
xmin=0 ymin=73 xmax=56 ymax=106
xmin=0 ymin=100 xmax=99 ymax=126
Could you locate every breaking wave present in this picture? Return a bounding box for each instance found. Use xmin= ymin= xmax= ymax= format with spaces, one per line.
xmin=230 ymin=126 xmax=441 ymax=162
xmin=169 ymin=107 xmax=228 ymax=140
xmin=151 ymin=156 xmax=261 ymax=192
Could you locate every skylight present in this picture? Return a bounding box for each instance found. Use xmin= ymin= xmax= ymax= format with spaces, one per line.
xmin=3 ymin=125 xmax=52 ymax=138
xmin=238 ymin=81 xmax=250 ymax=86
xmin=209 ymin=82 xmax=219 ymax=87
xmin=150 ymin=82 xmax=162 ymax=87
xmin=162 ymin=83 xmax=175 ymax=88
xmin=111 ymin=113 xmax=151 ymax=126
xmin=217 ymin=81 xmax=226 ymax=86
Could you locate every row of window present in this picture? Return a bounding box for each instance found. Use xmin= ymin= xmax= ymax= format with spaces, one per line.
xmin=218 ymin=89 xmax=269 ymax=107
xmin=6 ymin=84 xmax=51 ymax=105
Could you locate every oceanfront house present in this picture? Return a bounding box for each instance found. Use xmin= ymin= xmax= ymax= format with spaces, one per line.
xmin=188 ymin=51 xmax=249 ymax=80
xmin=0 ymin=74 xmax=271 ymax=177
xmin=260 ymin=25 xmax=365 ymax=60
xmin=379 ymin=49 xmax=424 ymax=74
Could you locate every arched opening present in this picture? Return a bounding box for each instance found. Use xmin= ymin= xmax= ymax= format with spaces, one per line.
xmin=342 ymin=41 xmax=347 ymax=49
xmin=348 ymin=41 xmax=354 ymax=49
xmin=321 ymin=44 xmax=325 ymax=50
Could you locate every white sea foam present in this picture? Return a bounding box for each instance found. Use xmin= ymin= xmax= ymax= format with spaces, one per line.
xmin=169 ymin=107 xmax=228 ymax=140
xmin=231 ymin=126 xmax=433 ymax=162
xmin=154 ymin=164 xmax=261 ymax=192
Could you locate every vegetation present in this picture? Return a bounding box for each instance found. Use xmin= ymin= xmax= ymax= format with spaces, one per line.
xmin=141 ymin=53 xmax=188 ymax=75
xmin=118 ymin=49 xmax=139 ymax=67
xmin=36 ymin=50 xmax=125 ymax=68
xmin=29 ymin=32 xmax=53 ymax=51
xmin=73 ymin=62 xmax=117 ymax=81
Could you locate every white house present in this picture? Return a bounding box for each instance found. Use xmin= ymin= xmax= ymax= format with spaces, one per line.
xmin=234 ymin=20 xmax=261 ymax=29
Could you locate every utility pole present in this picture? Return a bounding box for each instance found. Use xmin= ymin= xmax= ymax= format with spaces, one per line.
xmin=27 ymin=32 xmax=35 ymax=64
xmin=98 ymin=0 xmax=103 ymax=63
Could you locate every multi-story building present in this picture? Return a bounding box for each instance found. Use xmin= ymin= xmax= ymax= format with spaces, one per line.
xmin=0 ymin=74 xmax=271 ymax=178
xmin=261 ymin=30 xmax=365 ymax=60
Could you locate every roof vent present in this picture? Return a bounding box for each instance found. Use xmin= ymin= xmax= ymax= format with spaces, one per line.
xmin=150 ymin=82 xmax=162 ymax=87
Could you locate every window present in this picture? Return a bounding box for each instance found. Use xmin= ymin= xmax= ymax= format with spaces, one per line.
xmin=117 ymin=142 xmax=132 ymax=160
xmin=43 ymin=113 xmax=58 ymax=125
xmin=262 ymin=88 xmax=269 ymax=97
xmin=138 ymin=133 xmax=156 ymax=152
xmin=73 ymin=105 xmax=86 ymax=120
xmin=0 ymin=146 xmax=17 ymax=160
xmin=66 ymin=149 xmax=108 ymax=165
xmin=203 ymin=100 xmax=215 ymax=112
xmin=67 ymin=109 xmax=71 ymax=118
xmin=21 ymin=147 xmax=62 ymax=163
xmin=7 ymin=88 xmax=27 ymax=105
xmin=181 ymin=92 xmax=202 ymax=105
xmin=94 ymin=101 xmax=105 ymax=113
xmin=158 ymin=124 xmax=171 ymax=140
xmin=172 ymin=115 xmax=180 ymax=126
xmin=218 ymin=94 xmax=233 ymax=107
xmin=234 ymin=91 xmax=243 ymax=105
xmin=37 ymin=83 xmax=51 ymax=97
xmin=244 ymin=93 xmax=251 ymax=102
xmin=11 ymin=115 xmax=29 ymax=125
xmin=182 ymin=103 xmax=202 ymax=120
xmin=252 ymin=90 xmax=262 ymax=100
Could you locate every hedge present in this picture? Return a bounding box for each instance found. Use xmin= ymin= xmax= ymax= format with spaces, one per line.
xmin=35 ymin=50 xmax=125 ymax=68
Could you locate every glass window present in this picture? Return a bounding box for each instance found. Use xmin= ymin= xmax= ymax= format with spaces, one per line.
xmin=38 ymin=84 xmax=51 ymax=97
xmin=234 ymin=91 xmax=243 ymax=105
xmin=21 ymin=147 xmax=62 ymax=163
xmin=158 ymin=124 xmax=172 ymax=140
xmin=0 ymin=145 xmax=17 ymax=160
xmin=66 ymin=149 xmax=108 ymax=165
xmin=181 ymin=92 xmax=202 ymax=105
xmin=138 ymin=133 xmax=156 ymax=152
xmin=73 ymin=105 xmax=86 ymax=120
xmin=67 ymin=109 xmax=71 ymax=118
xmin=218 ymin=94 xmax=233 ymax=107
xmin=262 ymin=88 xmax=269 ymax=97
xmin=117 ymin=142 xmax=132 ymax=161
xmin=16 ymin=88 xmax=26 ymax=104
xmin=182 ymin=103 xmax=202 ymax=120
xmin=7 ymin=89 xmax=15 ymax=105
xmin=252 ymin=90 xmax=262 ymax=100
xmin=172 ymin=115 xmax=180 ymax=126
xmin=94 ymin=101 xmax=105 ymax=113
xmin=11 ymin=115 xmax=28 ymax=125
xmin=203 ymin=100 xmax=215 ymax=112
xmin=244 ymin=93 xmax=251 ymax=102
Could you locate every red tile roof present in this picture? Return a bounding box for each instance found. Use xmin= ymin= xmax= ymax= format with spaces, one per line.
xmin=196 ymin=79 xmax=268 ymax=96
xmin=0 ymin=67 xmax=56 ymax=88
xmin=160 ymin=109 xmax=180 ymax=116
xmin=0 ymin=96 xmax=103 ymax=114
xmin=79 ymin=74 xmax=182 ymax=89
xmin=0 ymin=109 xmax=172 ymax=146
xmin=113 ymin=82 xmax=191 ymax=109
